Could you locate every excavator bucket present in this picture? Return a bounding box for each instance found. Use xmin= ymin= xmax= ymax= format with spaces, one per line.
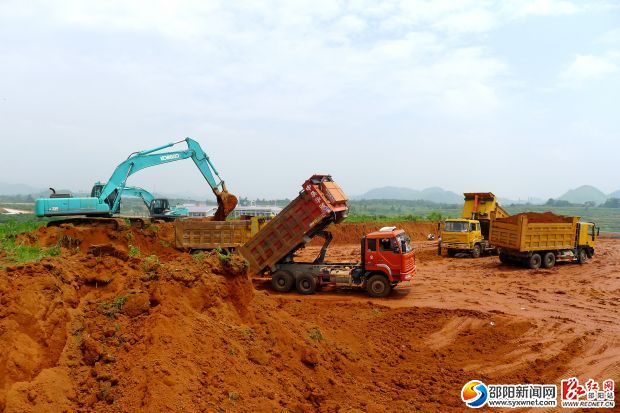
xmin=213 ymin=189 xmax=238 ymax=221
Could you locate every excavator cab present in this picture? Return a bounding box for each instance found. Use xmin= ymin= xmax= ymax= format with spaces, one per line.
xmin=90 ymin=183 xmax=118 ymax=208
xmin=149 ymin=199 xmax=171 ymax=216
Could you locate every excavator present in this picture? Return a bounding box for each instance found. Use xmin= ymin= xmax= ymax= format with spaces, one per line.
xmin=35 ymin=138 xmax=237 ymax=222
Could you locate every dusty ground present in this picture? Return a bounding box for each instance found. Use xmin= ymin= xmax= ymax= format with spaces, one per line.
xmin=0 ymin=221 xmax=618 ymax=412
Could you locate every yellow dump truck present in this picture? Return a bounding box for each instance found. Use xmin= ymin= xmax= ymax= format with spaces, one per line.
xmin=489 ymin=212 xmax=598 ymax=269
xmin=174 ymin=217 xmax=266 ymax=251
xmin=441 ymin=192 xmax=509 ymax=258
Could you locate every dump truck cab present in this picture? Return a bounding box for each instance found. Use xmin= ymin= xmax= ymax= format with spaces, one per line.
xmin=362 ymin=227 xmax=416 ymax=283
xmin=577 ymin=222 xmax=598 ymax=250
xmin=441 ymin=192 xmax=508 ymax=258
xmin=441 ymin=219 xmax=486 ymax=257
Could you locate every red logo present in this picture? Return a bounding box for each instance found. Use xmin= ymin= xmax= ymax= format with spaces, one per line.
xmin=561 ymin=377 xmax=586 ymax=401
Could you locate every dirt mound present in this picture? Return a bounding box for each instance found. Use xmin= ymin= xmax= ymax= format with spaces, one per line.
xmin=496 ymin=211 xmax=575 ymax=224
xmin=19 ymin=221 xmax=179 ymax=261
xmin=322 ymin=221 xmax=438 ymax=245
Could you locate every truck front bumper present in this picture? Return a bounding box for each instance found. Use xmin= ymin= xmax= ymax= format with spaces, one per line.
xmin=443 ymin=243 xmax=471 ymax=250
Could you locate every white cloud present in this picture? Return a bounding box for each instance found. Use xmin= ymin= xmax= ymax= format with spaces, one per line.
xmin=504 ymin=0 xmax=579 ymax=17
xmin=337 ymin=15 xmax=367 ymax=33
xmin=598 ymin=27 xmax=620 ymax=45
xmin=560 ymin=54 xmax=618 ymax=82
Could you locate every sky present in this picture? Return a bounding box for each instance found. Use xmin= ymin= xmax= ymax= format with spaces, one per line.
xmin=0 ymin=0 xmax=618 ymax=201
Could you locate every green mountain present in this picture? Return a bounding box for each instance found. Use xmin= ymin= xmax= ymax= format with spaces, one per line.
xmin=558 ymin=185 xmax=608 ymax=205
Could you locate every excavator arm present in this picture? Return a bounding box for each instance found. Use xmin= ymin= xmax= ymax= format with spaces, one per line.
xmin=117 ymin=186 xmax=155 ymax=215
xmin=119 ymin=186 xmax=188 ymax=218
xmin=98 ymin=138 xmax=237 ymax=220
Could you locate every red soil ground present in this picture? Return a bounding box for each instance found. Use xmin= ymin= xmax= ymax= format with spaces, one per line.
xmin=0 ymin=221 xmax=618 ymax=412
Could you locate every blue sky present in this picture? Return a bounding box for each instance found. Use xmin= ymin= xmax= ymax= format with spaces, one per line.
xmin=0 ymin=1 xmax=618 ymax=200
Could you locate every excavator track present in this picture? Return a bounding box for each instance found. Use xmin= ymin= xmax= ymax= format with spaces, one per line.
xmin=47 ymin=217 xmax=149 ymax=230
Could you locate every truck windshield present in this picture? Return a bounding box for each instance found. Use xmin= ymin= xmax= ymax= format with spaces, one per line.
xmin=397 ymin=233 xmax=413 ymax=253
xmin=444 ymin=221 xmax=469 ymax=232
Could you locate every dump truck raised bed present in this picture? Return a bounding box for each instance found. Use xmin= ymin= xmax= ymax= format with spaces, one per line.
xmin=238 ymin=175 xmax=415 ymax=297
xmin=174 ymin=217 xmax=266 ymax=251
xmin=489 ymin=212 xmax=598 ymax=269
xmin=441 ymin=192 xmax=509 ymax=258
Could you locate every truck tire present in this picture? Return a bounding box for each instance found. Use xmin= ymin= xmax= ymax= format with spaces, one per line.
xmin=471 ymin=244 xmax=481 ymax=258
xmin=528 ymin=253 xmax=542 ymax=269
xmin=447 ymin=249 xmax=456 ymax=257
xmin=499 ymin=251 xmax=508 ymax=264
xmin=542 ymin=252 xmax=556 ymax=268
xmin=271 ymin=271 xmax=294 ymax=292
xmin=295 ymin=274 xmax=317 ymax=295
xmin=367 ymin=274 xmax=391 ymax=298
xmin=577 ymin=248 xmax=588 ymax=264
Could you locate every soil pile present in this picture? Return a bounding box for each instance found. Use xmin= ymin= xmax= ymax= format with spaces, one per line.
xmin=322 ymin=221 xmax=438 ymax=245
xmin=496 ymin=212 xmax=575 ymax=225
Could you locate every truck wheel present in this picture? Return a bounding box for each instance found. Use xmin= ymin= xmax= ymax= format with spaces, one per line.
xmin=499 ymin=251 xmax=508 ymax=264
xmin=577 ymin=248 xmax=588 ymax=264
xmin=447 ymin=249 xmax=456 ymax=257
xmin=471 ymin=244 xmax=481 ymax=258
xmin=271 ymin=271 xmax=294 ymax=292
xmin=543 ymin=252 xmax=556 ymax=268
xmin=367 ymin=275 xmax=391 ymax=298
xmin=528 ymin=253 xmax=542 ymax=269
xmin=295 ymin=274 xmax=317 ymax=295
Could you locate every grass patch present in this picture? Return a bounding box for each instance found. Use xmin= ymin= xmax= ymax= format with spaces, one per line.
xmin=99 ymin=295 xmax=128 ymax=318
xmin=128 ymin=244 xmax=140 ymax=257
xmin=192 ymin=251 xmax=206 ymax=262
xmin=308 ymin=327 xmax=324 ymax=342
xmin=236 ymin=326 xmax=254 ymax=340
xmin=141 ymin=255 xmax=160 ymax=272
xmin=0 ymin=220 xmax=60 ymax=266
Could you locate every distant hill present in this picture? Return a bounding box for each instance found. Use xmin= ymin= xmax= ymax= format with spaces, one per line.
xmin=608 ymin=190 xmax=620 ymax=199
xmin=355 ymin=186 xmax=462 ymax=204
xmin=499 ymin=197 xmax=545 ymax=206
xmin=558 ymin=185 xmax=608 ymax=205
xmin=0 ymin=182 xmax=44 ymax=195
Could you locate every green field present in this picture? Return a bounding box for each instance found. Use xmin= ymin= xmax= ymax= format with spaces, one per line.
xmin=0 ymin=216 xmax=56 ymax=267
xmin=347 ymin=200 xmax=620 ymax=232
xmin=504 ymin=205 xmax=620 ymax=233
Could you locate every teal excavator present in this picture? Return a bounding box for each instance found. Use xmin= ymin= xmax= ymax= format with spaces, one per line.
xmin=35 ymin=138 xmax=237 ymax=221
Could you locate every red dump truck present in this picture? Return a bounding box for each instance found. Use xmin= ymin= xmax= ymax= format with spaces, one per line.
xmin=238 ymin=174 xmax=416 ymax=297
